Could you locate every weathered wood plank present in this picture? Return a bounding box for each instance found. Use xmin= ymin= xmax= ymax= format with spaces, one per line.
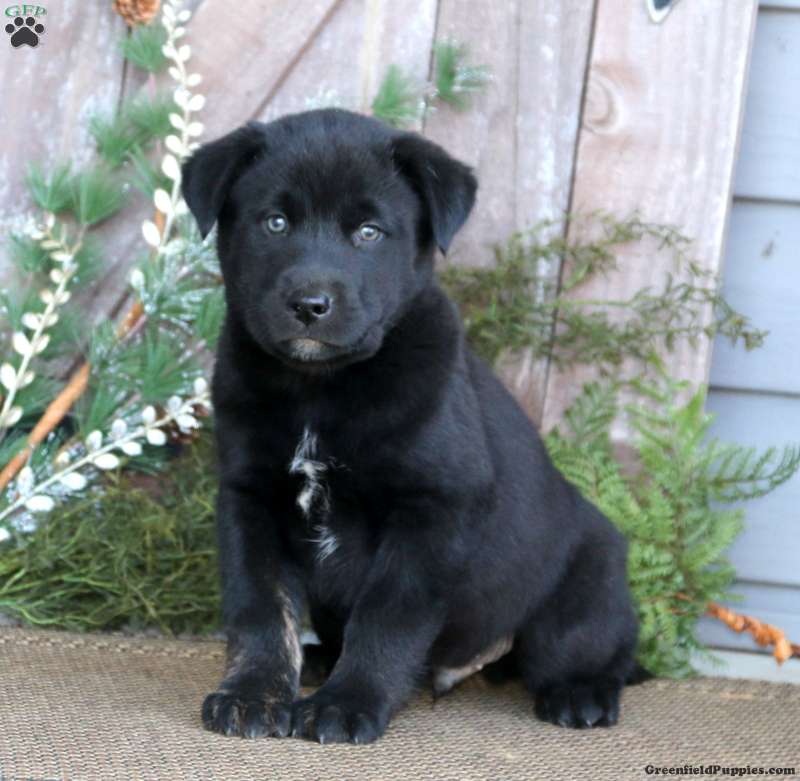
xmin=0 ymin=4 xmax=128 ymax=249
xmin=425 ymin=1 xmax=596 ymax=420
xmin=76 ymin=0 xmax=210 ymax=329
xmin=542 ymin=0 xmax=759 ymax=434
xmin=734 ymin=9 xmax=800 ymax=202
xmin=188 ymin=0 xmax=341 ymax=141
xmin=262 ymin=0 xmax=438 ymax=124
xmin=709 ymin=200 xmax=800 ymax=395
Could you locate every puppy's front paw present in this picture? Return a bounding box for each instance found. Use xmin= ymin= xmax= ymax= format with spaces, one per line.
xmin=290 ymin=691 xmax=387 ymax=744
xmin=534 ymin=679 xmax=621 ymax=728
xmin=202 ymin=691 xmax=292 ymax=738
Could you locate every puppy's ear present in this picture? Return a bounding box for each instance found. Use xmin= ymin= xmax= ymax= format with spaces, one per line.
xmin=391 ymin=134 xmax=477 ymax=253
xmin=181 ymin=122 xmax=266 ymax=238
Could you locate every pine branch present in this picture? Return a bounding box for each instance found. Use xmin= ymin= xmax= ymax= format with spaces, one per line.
xmin=432 ymin=40 xmax=491 ymax=110
xmin=0 ymin=217 xmax=84 ymax=434
xmin=0 ymin=0 xmax=205 ymax=501
xmin=371 ymin=65 xmax=423 ymax=128
xmin=121 ymin=21 xmax=168 ymax=72
xmin=0 ymin=379 xmax=209 ymax=523
xmin=26 ymin=164 xmax=73 ymax=214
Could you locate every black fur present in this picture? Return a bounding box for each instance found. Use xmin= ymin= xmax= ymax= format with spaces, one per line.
xmin=182 ymin=109 xmax=638 ymax=744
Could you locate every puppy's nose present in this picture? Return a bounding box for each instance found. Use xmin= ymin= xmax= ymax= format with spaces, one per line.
xmin=289 ymin=292 xmax=332 ymax=326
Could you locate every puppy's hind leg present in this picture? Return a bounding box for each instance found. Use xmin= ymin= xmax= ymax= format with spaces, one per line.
xmin=517 ymin=538 xmax=638 ymax=729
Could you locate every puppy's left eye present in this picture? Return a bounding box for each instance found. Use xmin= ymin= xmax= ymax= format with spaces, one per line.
xmin=354 ymin=224 xmax=383 ymax=243
xmin=264 ymin=214 xmax=289 ymax=235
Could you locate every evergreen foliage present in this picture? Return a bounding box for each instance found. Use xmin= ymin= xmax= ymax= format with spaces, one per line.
xmin=68 ymin=165 xmax=127 ymax=226
xmin=370 ymin=39 xmax=490 ymax=128
xmin=0 ymin=429 xmax=219 ymax=633
xmin=433 ymin=41 xmax=491 ymax=110
xmin=120 ymin=21 xmax=168 ymax=72
xmin=545 ymin=377 xmax=800 ymax=677
xmin=440 ymin=215 xmax=767 ymax=370
xmin=25 ymin=164 xmax=73 ymax=214
xmin=90 ymin=92 xmax=175 ymax=168
xmin=371 ymin=65 xmax=423 ymax=128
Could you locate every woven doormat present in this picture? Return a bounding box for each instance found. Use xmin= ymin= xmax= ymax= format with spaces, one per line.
xmin=1 ymin=629 xmax=798 ymax=781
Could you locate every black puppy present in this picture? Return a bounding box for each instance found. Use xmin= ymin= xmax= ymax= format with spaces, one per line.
xmin=181 ymin=108 xmax=638 ymax=745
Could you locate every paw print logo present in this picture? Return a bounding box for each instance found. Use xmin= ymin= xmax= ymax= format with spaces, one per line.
xmin=5 ymin=16 xmax=45 ymax=48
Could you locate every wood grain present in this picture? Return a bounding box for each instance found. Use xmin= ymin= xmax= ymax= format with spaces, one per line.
xmin=424 ymin=0 xmax=595 ymax=421
xmin=262 ymin=0 xmax=438 ymax=125
xmin=541 ymin=0 xmax=759 ymax=435
xmin=0 ymin=4 xmax=128 ymax=278
xmin=188 ymin=0 xmax=342 ymax=140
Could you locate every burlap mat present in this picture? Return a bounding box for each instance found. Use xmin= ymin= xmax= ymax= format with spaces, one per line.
xmin=1 ymin=629 xmax=798 ymax=781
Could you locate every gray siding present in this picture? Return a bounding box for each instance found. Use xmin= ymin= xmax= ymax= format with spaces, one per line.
xmin=699 ymin=2 xmax=800 ymax=651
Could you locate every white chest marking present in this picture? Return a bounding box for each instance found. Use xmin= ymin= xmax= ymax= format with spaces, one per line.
xmin=289 ymin=427 xmax=338 ymax=562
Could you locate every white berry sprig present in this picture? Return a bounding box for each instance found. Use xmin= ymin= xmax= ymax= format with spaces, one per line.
xmin=0 ymin=216 xmax=83 ymax=431
xmin=139 ymin=0 xmax=203 ymax=263
xmin=0 ymin=377 xmax=210 ymax=526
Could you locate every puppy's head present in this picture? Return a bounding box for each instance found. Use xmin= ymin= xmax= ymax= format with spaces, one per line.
xmin=182 ymin=109 xmax=476 ymax=371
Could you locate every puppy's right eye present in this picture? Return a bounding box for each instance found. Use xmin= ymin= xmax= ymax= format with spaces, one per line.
xmin=263 ymin=214 xmax=288 ymax=235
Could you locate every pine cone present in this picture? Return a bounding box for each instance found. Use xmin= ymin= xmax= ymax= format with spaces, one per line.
xmin=113 ymin=0 xmax=161 ymax=26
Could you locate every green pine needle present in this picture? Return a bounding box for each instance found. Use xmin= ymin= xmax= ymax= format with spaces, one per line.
xmin=121 ymin=22 xmax=168 ymax=73
xmin=91 ymin=92 xmax=176 ymax=168
xmin=439 ymin=215 xmax=767 ymax=371
xmin=127 ymin=146 xmax=172 ymax=195
xmin=371 ymin=65 xmax=423 ymax=128
xmin=433 ymin=41 xmax=490 ymax=110
xmin=26 ymin=163 xmax=73 ymax=214
xmin=126 ymin=91 xmax=175 ymax=140
xmin=194 ymin=287 xmax=226 ymax=349
xmin=545 ymin=377 xmax=800 ymax=677
xmin=69 ymin=165 xmax=127 ymax=226
xmin=6 ymin=234 xmax=50 ymax=274
xmin=0 ymin=430 xmax=220 ymax=634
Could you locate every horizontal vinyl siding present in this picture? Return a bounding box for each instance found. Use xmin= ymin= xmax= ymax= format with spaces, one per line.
xmin=735 ymin=8 xmax=800 ymax=201
xmin=700 ymin=2 xmax=800 ymax=655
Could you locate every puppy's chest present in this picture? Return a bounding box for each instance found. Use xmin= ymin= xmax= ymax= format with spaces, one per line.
xmin=287 ymin=426 xmax=359 ymax=566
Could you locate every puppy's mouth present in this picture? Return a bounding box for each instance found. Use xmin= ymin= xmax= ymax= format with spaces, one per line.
xmin=274 ymin=326 xmax=382 ymax=371
xmin=286 ymin=337 xmax=331 ymax=362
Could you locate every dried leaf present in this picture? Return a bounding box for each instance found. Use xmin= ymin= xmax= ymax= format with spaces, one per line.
xmin=17 ymin=466 xmax=34 ymax=495
xmin=12 ymin=332 xmax=31 ymax=355
xmin=21 ymin=313 xmax=41 ymax=330
xmin=111 ymin=419 xmax=128 ymax=440
xmin=193 ymin=377 xmax=208 ymax=396
xmin=121 ymin=440 xmax=143 ymax=457
xmin=25 ymin=495 xmax=55 ymax=513
xmin=59 ymin=472 xmax=88 ymax=491
xmin=161 ymin=154 xmax=181 ymax=182
xmin=142 ymin=220 xmax=162 ymax=248
xmin=93 ymin=453 xmax=120 ymax=471
xmin=3 ymin=406 xmax=23 ymax=427
xmin=0 ymin=363 xmax=16 ymax=391
xmin=153 ymin=189 xmax=171 ymax=214
xmin=86 ymin=430 xmax=103 ymax=451
xmin=146 ymin=428 xmax=167 ymax=446
xmin=33 ymin=334 xmax=50 ymax=354
xmin=187 ymin=94 xmax=205 ymax=112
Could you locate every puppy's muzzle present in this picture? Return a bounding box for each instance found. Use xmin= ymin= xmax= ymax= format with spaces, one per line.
xmin=289 ymin=290 xmax=332 ymax=326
